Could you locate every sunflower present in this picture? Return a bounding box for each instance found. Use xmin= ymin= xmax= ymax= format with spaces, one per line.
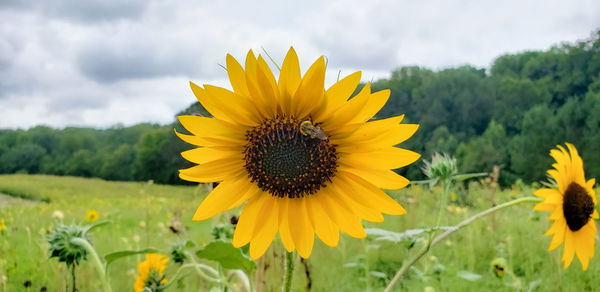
xmin=0 ymin=219 xmax=5 ymax=233
xmin=85 ymin=210 xmax=99 ymax=222
xmin=534 ymin=143 xmax=598 ymax=270
xmin=134 ymin=253 xmax=169 ymax=292
xmin=177 ymin=47 xmax=420 ymax=259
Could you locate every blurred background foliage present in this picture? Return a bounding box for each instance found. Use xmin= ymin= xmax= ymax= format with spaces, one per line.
xmin=1 ymin=30 xmax=599 ymax=186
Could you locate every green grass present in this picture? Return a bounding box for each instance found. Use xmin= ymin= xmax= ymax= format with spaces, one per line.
xmin=0 ymin=174 xmax=599 ymax=291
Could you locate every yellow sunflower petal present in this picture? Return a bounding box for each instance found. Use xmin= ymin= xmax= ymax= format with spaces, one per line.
xmin=329 ymin=183 xmax=384 ymax=222
xmin=278 ymin=47 xmax=301 ymax=113
xmin=256 ymin=56 xmax=280 ymax=114
xmin=566 ymin=143 xmax=586 ymax=185
xmin=533 ymin=188 xmax=560 ymax=199
xmin=322 ymin=83 xmax=371 ymax=130
xmin=341 ymin=172 xmax=407 ymax=215
xmin=192 ymin=174 xmax=250 ymax=221
xmin=190 ymin=82 xmax=258 ymax=126
xmin=315 ymin=71 xmax=362 ymax=121
xmin=562 ymin=230 xmax=576 ymax=269
xmin=587 ymin=178 xmax=597 ymax=204
xmin=349 ymin=89 xmax=390 ymax=124
xmin=341 ymin=147 xmax=421 ymax=170
xmin=233 ymin=193 xmax=269 ymax=248
xmin=548 ymin=206 xmax=565 ymax=221
xmin=318 ymin=188 xmax=366 ymax=238
xmin=179 ymin=158 xmax=244 ymax=183
xmin=244 ymin=51 xmax=276 ymax=118
xmin=546 ymin=221 xmax=566 ymax=251
xmin=533 ymin=188 xmax=562 ymax=211
xmin=203 ymin=85 xmax=262 ymax=125
xmin=226 ymin=54 xmax=250 ymax=97
xmin=573 ymin=229 xmax=592 ymax=271
xmin=226 ymin=183 xmax=261 ymax=211
xmin=174 ymin=129 xmax=244 ymax=148
xmin=340 ymin=166 xmax=409 ymax=190
xmin=292 ymin=56 xmax=326 ymax=118
xmin=337 ymin=115 xmax=404 ymax=140
xmin=278 ymin=199 xmax=295 ymax=252
xmin=336 ymin=122 xmax=419 ymax=149
xmin=249 ymin=197 xmax=279 ymax=260
xmin=288 ymin=198 xmax=315 ymax=258
xmin=181 ymin=147 xmax=242 ymax=164
xmin=178 ymin=115 xmax=245 ymax=141
xmin=306 ymin=196 xmax=339 ymax=247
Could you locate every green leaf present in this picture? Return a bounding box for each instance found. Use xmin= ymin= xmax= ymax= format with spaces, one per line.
xmin=196 ymin=241 xmax=255 ymax=271
xmin=365 ymin=227 xmax=457 ymax=244
xmin=104 ymin=248 xmax=159 ymax=266
xmin=369 ymin=271 xmax=387 ymax=279
xmin=184 ymin=239 xmax=197 ymax=249
xmin=457 ymin=270 xmax=482 ymax=281
xmin=84 ymin=220 xmax=111 ymax=234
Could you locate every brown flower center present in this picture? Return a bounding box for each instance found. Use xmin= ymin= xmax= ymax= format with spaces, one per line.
xmin=243 ymin=115 xmax=338 ymax=198
xmin=562 ymin=182 xmax=594 ymax=231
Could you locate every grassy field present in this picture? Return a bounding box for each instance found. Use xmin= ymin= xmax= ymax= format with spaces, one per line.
xmin=0 ymin=174 xmax=598 ymax=291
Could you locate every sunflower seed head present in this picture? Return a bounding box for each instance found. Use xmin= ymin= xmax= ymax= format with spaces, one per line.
xmin=46 ymin=223 xmax=90 ymax=267
xmin=422 ymin=153 xmax=458 ymax=184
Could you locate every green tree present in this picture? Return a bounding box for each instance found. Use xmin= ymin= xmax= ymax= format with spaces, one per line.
xmin=492 ymin=77 xmax=551 ymax=134
xmin=64 ymin=149 xmax=98 ymax=177
xmin=133 ymin=129 xmax=171 ymax=182
xmin=100 ymin=144 xmax=136 ymax=181
xmin=0 ymin=143 xmax=47 ymax=174
xmin=456 ymin=121 xmax=509 ymax=175
xmin=509 ymin=105 xmax=561 ymax=182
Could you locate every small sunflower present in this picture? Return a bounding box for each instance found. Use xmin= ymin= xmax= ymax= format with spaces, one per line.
xmin=134 ymin=253 xmax=169 ymax=292
xmin=534 ymin=143 xmax=598 ymax=270
xmin=0 ymin=219 xmax=6 ymax=233
xmin=86 ymin=210 xmax=99 ymax=222
xmin=177 ymin=47 xmax=420 ymax=259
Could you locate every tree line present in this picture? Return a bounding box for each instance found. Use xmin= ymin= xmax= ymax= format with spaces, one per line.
xmin=1 ymin=30 xmax=599 ymax=186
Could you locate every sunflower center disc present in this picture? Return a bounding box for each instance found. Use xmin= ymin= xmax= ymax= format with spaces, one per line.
xmin=244 ymin=115 xmax=338 ymax=198
xmin=562 ymin=182 xmax=594 ymax=231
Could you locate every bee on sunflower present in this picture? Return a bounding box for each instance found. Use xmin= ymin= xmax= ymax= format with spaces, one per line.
xmin=177 ymin=47 xmax=420 ymax=259
xmin=534 ymin=143 xmax=598 ymax=270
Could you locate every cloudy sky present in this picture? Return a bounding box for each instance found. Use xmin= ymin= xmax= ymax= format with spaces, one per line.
xmin=1 ymin=0 xmax=599 ymax=129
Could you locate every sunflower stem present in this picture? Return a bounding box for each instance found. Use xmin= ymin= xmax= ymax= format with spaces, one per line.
xmin=161 ymin=263 xmax=221 ymax=289
xmin=70 ymin=237 xmax=111 ymax=292
xmin=71 ymin=263 xmax=76 ymax=292
xmin=283 ymin=251 xmax=295 ymax=292
xmin=384 ymin=196 xmax=542 ymax=292
xmin=427 ymin=179 xmax=451 ymax=250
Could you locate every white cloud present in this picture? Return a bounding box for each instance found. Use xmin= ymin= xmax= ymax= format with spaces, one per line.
xmin=0 ymin=0 xmax=599 ymax=129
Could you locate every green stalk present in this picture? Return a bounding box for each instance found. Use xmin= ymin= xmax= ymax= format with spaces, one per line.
xmin=161 ymin=263 xmax=221 ymax=289
xmin=384 ymin=196 xmax=541 ymax=292
xmin=427 ymin=180 xmax=451 ymax=250
xmin=283 ymin=251 xmax=295 ymax=292
xmin=70 ymin=237 xmax=111 ymax=292
xmin=363 ymin=239 xmax=371 ymax=292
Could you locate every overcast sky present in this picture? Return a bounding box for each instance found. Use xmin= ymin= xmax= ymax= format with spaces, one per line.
xmin=1 ymin=0 xmax=599 ymax=129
